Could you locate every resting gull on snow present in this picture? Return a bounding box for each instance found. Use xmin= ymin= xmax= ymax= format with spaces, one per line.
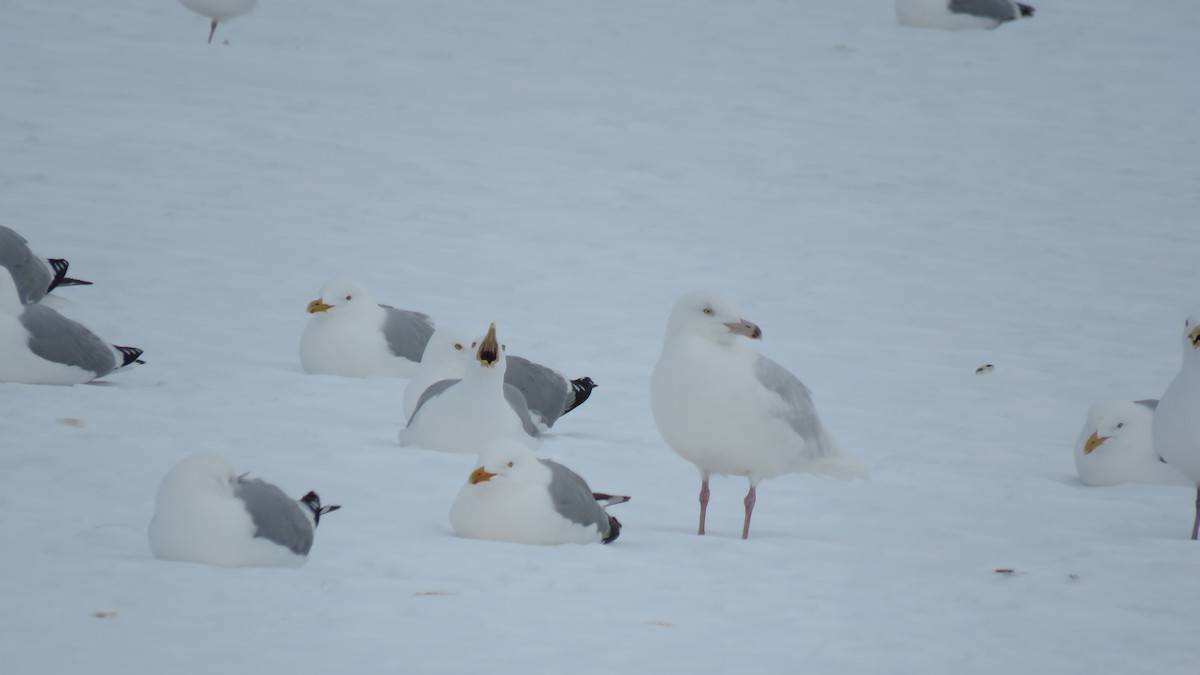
xmin=404 ymin=325 xmax=597 ymax=430
xmin=651 ymin=291 xmax=865 ymax=539
xmin=0 ymin=225 xmax=91 ymax=304
xmin=300 ymin=278 xmax=436 ymax=378
xmin=1152 ymin=314 xmax=1200 ymax=539
xmin=149 ymin=452 xmax=341 ymax=568
xmin=450 ymin=441 xmax=628 ymax=545
xmin=0 ymin=268 xmax=141 ymax=385
xmin=178 ymin=0 xmax=258 ymax=43
xmin=399 ymin=323 xmax=541 ymax=454
xmin=1074 ymin=399 xmax=1192 ymax=487
xmin=895 ymin=0 xmax=1034 ymax=30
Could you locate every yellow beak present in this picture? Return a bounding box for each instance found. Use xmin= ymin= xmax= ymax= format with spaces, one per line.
xmin=1083 ymin=431 xmax=1109 ymax=455
xmin=307 ymin=298 xmax=332 ymax=313
xmin=469 ymin=466 xmax=496 ymax=485
xmin=1190 ymin=326 xmax=1200 ymax=349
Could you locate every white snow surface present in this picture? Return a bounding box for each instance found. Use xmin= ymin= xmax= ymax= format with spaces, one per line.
xmin=2 ymin=1 xmax=1199 ymax=673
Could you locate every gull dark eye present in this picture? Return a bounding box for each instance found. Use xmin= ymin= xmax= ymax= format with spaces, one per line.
xmin=454 ymin=343 xmax=463 ymax=351
xmin=471 ymin=341 xmax=477 ymax=348
xmin=702 ymin=307 xmax=714 ymax=315
xmin=507 ymin=461 xmax=514 ymax=468
xmin=345 ymin=295 xmax=352 ymax=301
xmin=1116 ymin=422 xmax=1124 ymax=429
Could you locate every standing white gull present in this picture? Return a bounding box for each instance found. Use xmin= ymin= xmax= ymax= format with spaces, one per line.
xmin=0 ymin=268 xmax=142 ymax=385
xmin=178 ymin=0 xmax=258 ymax=44
xmin=0 ymin=225 xmax=91 ymax=304
xmin=149 ymin=453 xmax=341 ymax=568
xmin=403 ymin=325 xmax=597 ymax=430
xmin=651 ymin=291 xmax=865 ymax=540
xmin=1152 ymin=314 xmax=1200 ymax=539
xmin=450 ymin=441 xmax=627 ymax=545
xmin=1074 ymin=399 xmax=1192 ymax=487
xmin=895 ymin=0 xmax=1034 ymax=30
xmin=399 ymin=323 xmax=541 ymax=454
xmin=299 ymin=278 xmax=435 ymax=378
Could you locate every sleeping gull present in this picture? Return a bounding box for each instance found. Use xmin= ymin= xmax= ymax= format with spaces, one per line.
xmin=1074 ymin=399 xmax=1192 ymax=487
xmin=178 ymin=0 xmax=258 ymax=43
xmin=299 ymin=278 xmax=435 ymax=378
xmin=1151 ymin=314 xmax=1200 ymax=539
xmin=651 ymin=291 xmax=865 ymax=540
xmin=399 ymin=323 xmax=541 ymax=453
xmin=449 ymin=441 xmax=628 ymax=545
xmin=895 ymin=0 xmax=1034 ymax=30
xmin=403 ymin=325 xmax=597 ymax=430
xmin=0 ymin=268 xmax=142 ymax=385
xmin=0 ymin=225 xmax=92 ymax=304
xmin=149 ymin=452 xmax=341 ymax=568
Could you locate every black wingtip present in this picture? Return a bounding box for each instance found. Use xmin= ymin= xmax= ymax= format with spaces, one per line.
xmin=300 ymin=491 xmax=342 ymax=527
xmin=563 ymin=376 xmax=598 ymax=415
xmin=57 ymin=277 xmax=93 ymax=287
xmin=1017 ymin=3 xmax=1035 ymax=17
xmin=114 ymin=346 xmax=144 ymax=367
xmin=602 ymin=515 xmax=622 ymax=544
xmin=592 ymin=492 xmax=631 ymax=507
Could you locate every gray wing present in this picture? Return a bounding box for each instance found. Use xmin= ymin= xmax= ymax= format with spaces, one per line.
xmin=539 ymin=459 xmax=610 ymax=536
xmin=503 ymin=384 xmax=542 ymax=438
xmin=504 ymin=355 xmax=570 ymax=427
xmin=19 ymin=304 xmax=116 ymax=376
xmin=754 ymin=354 xmax=836 ymax=457
xmin=408 ymin=378 xmax=460 ymax=424
xmin=0 ymin=225 xmax=51 ymax=304
xmin=232 ymin=478 xmax=314 ymax=556
xmin=1134 ymin=399 xmax=1159 ymax=411
xmin=949 ymin=0 xmax=1018 ymax=21
xmin=379 ymin=305 xmax=435 ymax=362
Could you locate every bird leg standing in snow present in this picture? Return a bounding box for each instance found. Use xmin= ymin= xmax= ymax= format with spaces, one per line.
xmin=698 ymin=473 xmax=710 ymax=535
xmin=742 ymin=483 xmax=757 ymax=541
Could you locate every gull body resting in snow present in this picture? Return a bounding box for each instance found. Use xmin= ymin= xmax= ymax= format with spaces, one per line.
xmin=651 ymin=291 xmax=865 ymax=539
xmin=300 ymin=278 xmax=436 ymax=378
xmin=404 ymin=325 xmax=597 ymax=430
xmin=1152 ymin=314 xmax=1200 ymax=539
xmin=450 ymin=441 xmax=628 ymax=545
xmin=1074 ymin=399 xmax=1191 ymax=487
xmin=400 ymin=323 xmax=542 ymax=454
xmin=178 ymin=0 xmax=258 ymax=43
xmin=895 ymin=0 xmax=1034 ymax=30
xmin=149 ymin=453 xmax=341 ymax=568
xmin=0 ymin=225 xmax=91 ymax=304
xmin=0 ymin=268 xmax=141 ymax=385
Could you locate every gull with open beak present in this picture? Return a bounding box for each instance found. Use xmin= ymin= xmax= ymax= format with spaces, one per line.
xmin=299 ymin=278 xmax=435 ymax=378
xmin=651 ymin=290 xmax=864 ymax=540
xmin=450 ymin=441 xmax=628 ymax=545
xmin=1152 ymin=314 xmax=1200 ymax=539
xmin=1074 ymin=399 xmax=1191 ymax=487
xmin=399 ymin=323 xmax=542 ymax=453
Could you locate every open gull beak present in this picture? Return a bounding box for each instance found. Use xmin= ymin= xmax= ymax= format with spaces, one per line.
xmin=477 ymin=323 xmax=500 ymax=367
xmin=307 ymin=298 xmax=333 ymax=313
xmin=1082 ymin=432 xmax=1108 ymax=455
xmin=469 ymin=467 xmax=496 ymax=484
xmin=725 ymin=318 xmax=762 ymax=340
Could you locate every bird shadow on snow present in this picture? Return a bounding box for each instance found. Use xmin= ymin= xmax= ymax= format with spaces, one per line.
xmin=635 ymin=523 xmax=848 ymax=543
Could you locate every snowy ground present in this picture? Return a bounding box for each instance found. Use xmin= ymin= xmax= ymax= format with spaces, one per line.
xmin=2 ymin=1 xmax=1199 ymax=672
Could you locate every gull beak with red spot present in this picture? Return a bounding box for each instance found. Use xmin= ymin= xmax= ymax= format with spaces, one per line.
xmin=1083 ymin=432 xmax=1108 ymax=455
xmin=725 ymin=318 xmax=762 ymax=340
xmin=307 ymin=298 xmax=332 ymax=313
xmin=469 ymin=467 xmax=496 ymax=485
xmin=477 ymin=323 xmax=500 ymax=367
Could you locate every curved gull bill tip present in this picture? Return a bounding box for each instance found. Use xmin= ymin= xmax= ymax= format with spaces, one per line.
xmin=469 ymin=467 xmax=496 ymax=484
xmin=307 ymin=299 xmax=332 ymax=313
xmin=1083 ymin=432 xmax=1108 ymax=455
xmin=725 ymin=319 xmax=762 ymax=340
xmin=477 ymin=322 xmax=499 ymax=366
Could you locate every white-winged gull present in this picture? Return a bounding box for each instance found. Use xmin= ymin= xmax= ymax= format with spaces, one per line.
xmin=178 ymin=0 xmax=258 ymax=43
xmin=0 ymin=225 xmax=91 ymax=304
xmin=404 ymin=325 xmax=597 ymax=430
xmin=299 ymin=278 xmax=435 ymax=379
xmin=1151 ymin=314 xmax=1200 ymax=539
xmin=449 ymin=440 xmax=628 ymax=545
xmin=895 ymin=0 xmax=1034 ymax=30
xmin=399 ymin=322 xmax=542 ymax=453
xmin=0 ymin=268 xmax=141 ymax=385
xmin=1074 ymin=399 xmax=1192 ymax=487
xmin=148 ymin=452 xmax=341 ymax=568
xmin=650 ymin=291 xmax=865 ymax=540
